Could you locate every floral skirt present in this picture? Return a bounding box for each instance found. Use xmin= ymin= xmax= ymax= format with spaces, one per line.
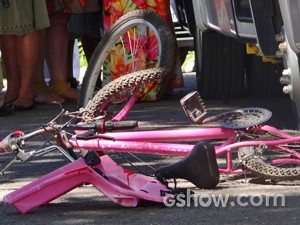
xmin=46 ymin=0 xmax=101 ymax=14
xmin=103 ymin=0 xmax=184 ymax=101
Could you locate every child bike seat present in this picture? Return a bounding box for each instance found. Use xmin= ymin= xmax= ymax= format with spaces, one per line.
xmin=154 ymin=141 xmax=219 ymax=189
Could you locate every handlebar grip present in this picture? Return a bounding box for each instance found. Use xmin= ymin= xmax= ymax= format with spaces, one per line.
xmin=104 ymin=120 xmax=138 ymax=131
xmin=68 ymin=120 xmax=138 ymax=131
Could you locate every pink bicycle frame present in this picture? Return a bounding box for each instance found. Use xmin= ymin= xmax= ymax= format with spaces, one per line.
xmin=70 ymin=125 xmax=300 ymax=174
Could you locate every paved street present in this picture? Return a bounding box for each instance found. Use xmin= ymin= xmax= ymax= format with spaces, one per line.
xmin=0 ymin=73 xmax=300 ymax=224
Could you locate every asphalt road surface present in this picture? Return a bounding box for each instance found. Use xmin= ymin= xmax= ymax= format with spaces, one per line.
xmin=0 ymin=73 xmax=300 ymax=225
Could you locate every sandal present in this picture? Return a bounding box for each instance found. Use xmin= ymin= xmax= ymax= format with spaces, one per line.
xmin=34 ymin=82 xmax=65 ymax=105
xmin=49 ymin=80 xmax=80 ymax=102
xmin=0 ymin=102 xmax=14 ymax=116
xmin=0 ymin=97 xmax=17 ymax=117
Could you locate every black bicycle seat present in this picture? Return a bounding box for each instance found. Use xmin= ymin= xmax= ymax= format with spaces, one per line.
xmin=154 ymin=141 xmax=219 ymax=189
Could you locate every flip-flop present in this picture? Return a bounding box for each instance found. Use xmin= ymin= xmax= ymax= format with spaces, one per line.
xmin=0 ymin=103 xmax=14 ymax=116
xmin=0 ymin=97 xmax=18 ymax=117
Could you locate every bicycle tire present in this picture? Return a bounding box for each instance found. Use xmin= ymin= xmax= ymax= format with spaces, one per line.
xmin=195 ymin=31 xmax=245 ymax=99
xmin=78 ymin=9 xmax=175 ymax=108
xmin=238 ymin=145 xmax=300 ymax=181
xmin=245 ymin=55 xmax=284 ymax=97
xmin=83 ymin=67 xmax=168 ymax=120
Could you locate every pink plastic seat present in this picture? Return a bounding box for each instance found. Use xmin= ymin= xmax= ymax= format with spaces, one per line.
xmin=3 ymin=155 xmax=172 ymax=214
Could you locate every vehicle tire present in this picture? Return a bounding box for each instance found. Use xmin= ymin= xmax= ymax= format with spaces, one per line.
xmin=83 ymin=68 xmax=168 ymax=121
xmin=79 ymin=10 xmax=175 ymax=111
xmin=238 ymin=144 xmax=300 ymax=181
xmin=195 ymin=30 xmax=246 ymax=99
xmin=245 ymin=55 xmax=285 ymax=97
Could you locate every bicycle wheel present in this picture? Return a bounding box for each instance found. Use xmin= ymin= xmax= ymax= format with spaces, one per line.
xmin=82 ymin=67 xmax=168 ymax=121
xmin=78 ymin=10 xmax=175 ymax=118
xmin=238 ymin=136 xmax=300 ymax=181
xmin=195 ymin=30 xmax=246 ymax=99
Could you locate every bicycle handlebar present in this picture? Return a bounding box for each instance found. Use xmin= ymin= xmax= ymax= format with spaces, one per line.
xmin=67 ymin=120 xmax=138 ymax=131
xmin=0 ymin=120 xmax=138 ymax=153
xmin=104 ymin=120 xmax=138 ymax=131
xmin=0 ymin=127 xmax=57 ymax=153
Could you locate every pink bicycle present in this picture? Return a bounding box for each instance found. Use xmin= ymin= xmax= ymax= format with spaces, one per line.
xmin=1 ymin=68 xmax=300 ymax=214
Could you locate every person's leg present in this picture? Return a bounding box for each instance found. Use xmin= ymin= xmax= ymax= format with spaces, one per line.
xmin=0 ymin=35 xmax=21 ymax=104
xmin=46 ymin=12 xmax=69 ymax=82
xmin=34 ymin=29 xmax=65 ymax=104
xmin=46 ymin=12 xmax=79 ymax=101
xmin=13 ymin=32 xmax=39 ymax=107
xmin=1 ymin=32 xmax=38 ymax=109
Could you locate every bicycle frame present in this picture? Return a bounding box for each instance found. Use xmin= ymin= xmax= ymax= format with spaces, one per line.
xmin=68 ymin=124 xmax=300 ymax=175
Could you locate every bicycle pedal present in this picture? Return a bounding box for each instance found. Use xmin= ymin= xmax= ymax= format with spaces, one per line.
xmin=180 ymin=91 xmax=207 ymax=123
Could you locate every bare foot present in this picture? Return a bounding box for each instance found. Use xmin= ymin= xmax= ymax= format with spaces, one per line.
xmin=35 ymin=92 xmax=65 ymax=104
xmin=58 ymin=88 xmax=80 ymax=102
xmin=13 ymin=97 xmax=35 ymax=108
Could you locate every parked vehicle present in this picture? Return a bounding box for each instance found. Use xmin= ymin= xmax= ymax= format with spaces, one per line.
xmin=173 ymin=0 xmax=300 ymax=124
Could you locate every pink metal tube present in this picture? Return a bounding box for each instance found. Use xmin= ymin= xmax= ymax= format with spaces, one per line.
xmin=112 ymin=91 xmax=138 ymax=121
xmin=71 ymin=139 xmax=194 ymax=156
xmin=106 ymin=127 xmax=236 ymax=142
